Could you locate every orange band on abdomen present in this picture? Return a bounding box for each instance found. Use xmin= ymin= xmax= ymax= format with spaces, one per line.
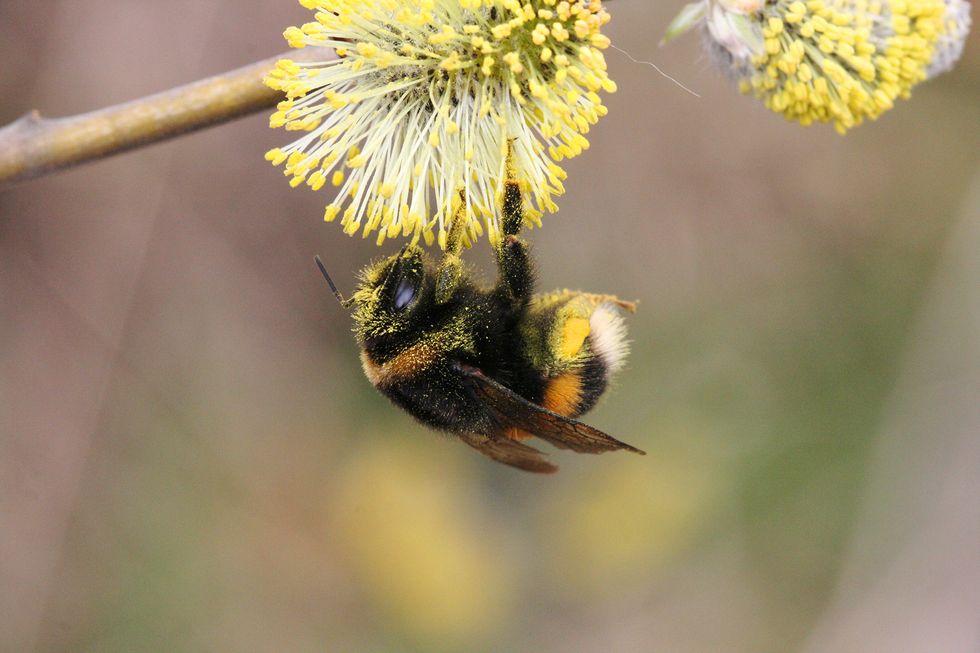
xmin=542 ymin=370 xmax=584 ymax=417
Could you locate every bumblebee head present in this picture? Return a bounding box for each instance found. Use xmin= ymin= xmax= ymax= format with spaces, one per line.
xmin=349 ymin=245 xmax=436 ymax=342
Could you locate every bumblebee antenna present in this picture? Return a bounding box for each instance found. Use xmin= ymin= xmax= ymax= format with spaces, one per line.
xmin=314 ymin=255 xmax=353 ymax=309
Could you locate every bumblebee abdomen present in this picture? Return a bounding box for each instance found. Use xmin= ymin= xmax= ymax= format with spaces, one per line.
xmin=521 ymin=296 xmax=632 ymax=419
xmin=541 ymin=349 xmax=610 ymax=418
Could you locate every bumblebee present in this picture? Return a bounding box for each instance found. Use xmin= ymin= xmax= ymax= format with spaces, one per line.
xmin=316 ymin=157 xmax=644 ymax=473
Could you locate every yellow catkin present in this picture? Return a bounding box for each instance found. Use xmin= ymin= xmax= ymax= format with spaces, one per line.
xmin=265 ymin=0 xmax=617 ymax=245
xmin=677 ymin=0 xmax=961 ymax=132
xmin=745 ymin=0 xmax=944 ymax=131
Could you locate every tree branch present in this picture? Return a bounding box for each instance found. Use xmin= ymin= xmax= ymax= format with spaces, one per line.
xmin=0 ymin=47 xmax=334 ymax=190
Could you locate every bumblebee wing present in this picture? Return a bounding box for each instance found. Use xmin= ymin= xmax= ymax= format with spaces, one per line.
xmin=458 ymin=363 xmax=646 ymax=456
xmin=457 ymin=432 xmax=558 ymax=474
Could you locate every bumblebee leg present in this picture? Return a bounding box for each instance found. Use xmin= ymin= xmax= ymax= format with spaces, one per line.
xmin=494 ymin=141 xmax=534 ymax=306
xmin=435 ymin=188 xmax=467 ymax=305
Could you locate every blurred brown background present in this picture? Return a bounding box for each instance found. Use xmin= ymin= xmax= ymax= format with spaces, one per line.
xmin=2 ymin=1 xmax=978 ymax=651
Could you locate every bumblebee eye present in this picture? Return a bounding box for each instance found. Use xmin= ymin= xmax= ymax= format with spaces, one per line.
xmin=393 ymin=277 xmax=416 ymax=311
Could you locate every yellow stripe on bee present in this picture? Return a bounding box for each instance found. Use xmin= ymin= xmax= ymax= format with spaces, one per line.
xmin=559 ymin=317 xmax=591 ymax=359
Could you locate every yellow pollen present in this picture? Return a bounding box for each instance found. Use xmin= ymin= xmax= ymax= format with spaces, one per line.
xmin=559 ymin=317 xmax=591 ymax=358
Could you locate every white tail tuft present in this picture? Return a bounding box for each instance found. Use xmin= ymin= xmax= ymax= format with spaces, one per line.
xmin=589 ymin=303 xmax=630 ymax=375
